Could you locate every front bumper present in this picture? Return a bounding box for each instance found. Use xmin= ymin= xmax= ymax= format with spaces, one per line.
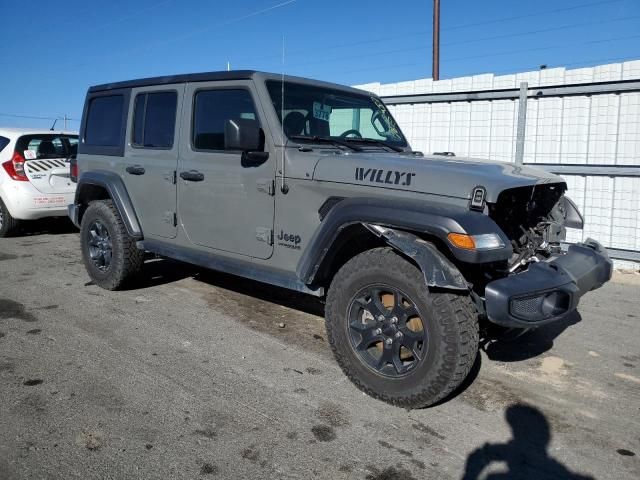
xmin=484 ymin=239 xmax=612 ymax=328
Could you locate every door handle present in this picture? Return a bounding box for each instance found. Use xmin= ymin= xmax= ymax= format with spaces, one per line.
xmin=180 ymin=170 xmax=205 ymax=182
xmin=126 ymin=165 xmax=145 ymax=175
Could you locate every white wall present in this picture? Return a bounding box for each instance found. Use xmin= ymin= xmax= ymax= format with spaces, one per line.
xmin=355 ymin=60 xmax=640 ymax=270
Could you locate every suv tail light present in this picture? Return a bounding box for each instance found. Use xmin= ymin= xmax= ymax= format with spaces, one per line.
xmin=69 ymin=157 xmax=78 ymax=183
xmin=2 ymin=151 xmax=29 ymax=181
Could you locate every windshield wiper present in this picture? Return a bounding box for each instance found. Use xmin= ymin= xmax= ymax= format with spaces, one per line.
xmin=289 ymin=135 xmax=363 ymax=152
xmin=343 ymin=137 xmax=405 ymax=152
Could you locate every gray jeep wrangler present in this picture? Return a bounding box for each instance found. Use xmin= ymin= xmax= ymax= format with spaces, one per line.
xmin=69 ymin=71 xmax=612 ymax=408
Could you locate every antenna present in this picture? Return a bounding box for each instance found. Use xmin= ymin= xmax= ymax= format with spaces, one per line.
xmin=50 ymin=118 xmax=58 ymax=131
xmin=280 ymin=34 xmax=288 ymax=194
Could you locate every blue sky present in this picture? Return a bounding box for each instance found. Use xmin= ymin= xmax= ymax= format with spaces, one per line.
xmin=1 ymin=0 xmax=639 ymax=130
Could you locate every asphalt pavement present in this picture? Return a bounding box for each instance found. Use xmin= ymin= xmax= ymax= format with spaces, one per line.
xmin=0 ymin=222 xmax=639 ymax=479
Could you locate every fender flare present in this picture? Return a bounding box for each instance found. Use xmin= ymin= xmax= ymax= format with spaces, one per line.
xmin=363 ymin=224 xmax=468 ymax=290
xmin=72 ymin=170 xmax=143 ymax=239
xmin=296 ymin=196 xmax=512 ymax=285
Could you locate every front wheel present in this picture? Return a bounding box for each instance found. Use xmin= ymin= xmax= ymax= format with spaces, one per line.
xmin=80 ymin=199 xmax=144 ymax=290
xmin=325 ymin=247 xmax=479 ymax=408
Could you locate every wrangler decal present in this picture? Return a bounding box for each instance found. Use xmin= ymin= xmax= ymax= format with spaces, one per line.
xmin=355 ymin=167 xmax=416 ymax=186
xmin=277 ymin=230 xmax=302 ymax=250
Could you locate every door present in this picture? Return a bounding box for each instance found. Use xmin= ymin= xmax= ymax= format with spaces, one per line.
xmin=122 ymin=85 xmax=183 ymax=239
xmin=178 ymin=81 xmax=275 ymax=259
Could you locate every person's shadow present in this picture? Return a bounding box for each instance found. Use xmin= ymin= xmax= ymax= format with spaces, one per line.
xmin=462 ymin=404 xmax=594 ymax=480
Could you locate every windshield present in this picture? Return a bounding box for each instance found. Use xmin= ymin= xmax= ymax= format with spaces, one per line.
xmin=266 ymin=80 xmax=408 ymax=149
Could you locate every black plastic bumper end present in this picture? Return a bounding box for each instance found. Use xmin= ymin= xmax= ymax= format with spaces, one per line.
xmin=484 ymin=239 xmax=612 ymax=328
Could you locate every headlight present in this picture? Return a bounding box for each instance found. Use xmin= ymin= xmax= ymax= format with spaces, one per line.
xmin=447 ymin=232 xmax=505 ymax=251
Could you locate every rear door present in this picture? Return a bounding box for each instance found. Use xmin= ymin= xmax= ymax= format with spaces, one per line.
xmin=122 ymin=85 xmax=184 ymax=239
xmin=20 ymin=134 xmax=77 ymax=194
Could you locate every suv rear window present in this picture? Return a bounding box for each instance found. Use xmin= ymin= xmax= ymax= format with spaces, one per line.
xmin=0 ymin=136 xmax=9 ymax=153
xmin=85 ymin=95 xmax=125 ymax=147
xmin=15 ymin=134 xmax=79 ymax=159
xmin=132 ymin=91 xmax=178 ymax=148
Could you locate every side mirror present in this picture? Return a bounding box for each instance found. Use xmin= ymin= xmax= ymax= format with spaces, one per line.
xmin=224 ymin=118 xmax=269 ymax=167
xmin=224 ymin=118 xmax=262 ymax=151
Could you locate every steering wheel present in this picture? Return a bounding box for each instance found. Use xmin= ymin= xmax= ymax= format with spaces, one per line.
xmin=339 ymin=129 xmax=363 ymax=139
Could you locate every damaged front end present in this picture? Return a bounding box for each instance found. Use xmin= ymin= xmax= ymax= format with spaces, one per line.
xmin=483 ymin=183 xmax=612 ymax=327
xmin=488 ymin=183 xmax=583 ymax=273
xmin=364 ymin=182 xmax=612 ymax=329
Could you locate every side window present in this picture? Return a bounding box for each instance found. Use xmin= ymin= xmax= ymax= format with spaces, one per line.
xmin=192 ymin=89 xmax=258 ymax=151
xmin=85 ymin=95 xmax=125 ymax=146
xmin=0 ymin=136 xmax=9 ymax=153
xmin=132 ymin=91 xmax=178 ymax=148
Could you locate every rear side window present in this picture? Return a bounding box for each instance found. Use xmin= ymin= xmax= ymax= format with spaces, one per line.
xmin=0 ymin=136 xmax=9 ymax=153
xmin=193 ymin=89 xmax=258 ymax=151
xmin=132 ymin=91 xmax=178 ymax=148
xmin=85 ymin=95 xmax=125 ymax=147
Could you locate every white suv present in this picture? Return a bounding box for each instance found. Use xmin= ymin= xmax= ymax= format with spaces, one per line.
xmin=0 ymin=128 xmax=78 ymax=236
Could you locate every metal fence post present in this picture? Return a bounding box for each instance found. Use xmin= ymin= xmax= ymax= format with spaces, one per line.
xmin=514 ymin=81 xmax=528 ymax=165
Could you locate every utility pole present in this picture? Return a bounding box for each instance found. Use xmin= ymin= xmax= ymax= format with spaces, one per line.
xmin=432 ymin=0 xmax=440 ymax=81
xmin=63 ymin=114 xmax=68 ymax=130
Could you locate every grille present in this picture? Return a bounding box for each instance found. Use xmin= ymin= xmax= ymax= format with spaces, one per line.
xmin=25 ymin=159 xmax=67 ymax=173
xmin=510 ymin=295 xmax=545 ymax=320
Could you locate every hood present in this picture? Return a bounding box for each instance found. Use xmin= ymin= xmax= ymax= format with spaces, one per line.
xmin=311 ymin=152 xmax=564 ymax=202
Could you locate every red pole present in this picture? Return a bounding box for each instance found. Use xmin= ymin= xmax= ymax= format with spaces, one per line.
xmin=433 ymin=0 xmax=440 ymax=80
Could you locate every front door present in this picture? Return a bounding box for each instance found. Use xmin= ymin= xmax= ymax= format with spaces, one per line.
xmin=122 ymin=85 xmax=184 ymax=239
xmin=178 ymin=81 xmax=275 ymax=259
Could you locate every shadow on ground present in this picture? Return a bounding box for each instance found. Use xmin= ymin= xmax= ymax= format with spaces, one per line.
xmin=480 ymin=312 xmax=582 ymax=362
xmin=129 ymin=257 xmax=325 ymax=317
xmin=121 ymin=257 xmax=200 ymax=290
xmin=14 ymin=217 xmax=77 ymax=237
xmin=127 ymin=258 xmax=330 ymax=357
xmin=462 ymin=403 xmax=594 ymax=479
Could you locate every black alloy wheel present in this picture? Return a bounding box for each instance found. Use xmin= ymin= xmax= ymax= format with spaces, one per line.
xmin=348 ymin=285 xmax=427 ymax=377
xmin=87 ymin=220 xmax=113 ymax=272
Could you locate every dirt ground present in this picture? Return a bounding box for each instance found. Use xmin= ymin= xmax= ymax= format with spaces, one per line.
xmin=0 ymin=223 xmax=639 ymax=479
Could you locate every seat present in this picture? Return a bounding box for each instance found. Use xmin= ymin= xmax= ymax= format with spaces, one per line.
xmin=282 ymin=111 xmax=306 ymax=137
xmin=37 ymin=140 xmax=57 ymax=157
xmin=309 ymin=117 xmax=330 ymax=137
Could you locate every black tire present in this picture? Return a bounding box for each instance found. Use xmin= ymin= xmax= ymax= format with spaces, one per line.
xmin=325 ymin=247 xmax=479 ymax=408
xmin=0 ymin=197 xmax=20 ymax=237
xmin=80 ymin=199 xmax=144 ymax=290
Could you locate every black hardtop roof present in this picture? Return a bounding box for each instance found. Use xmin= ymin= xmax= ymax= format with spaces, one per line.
xmin=88 ymin=70 xmax=258 ymax=93
xmin=87 ymin=70 xmax=370 ymax=96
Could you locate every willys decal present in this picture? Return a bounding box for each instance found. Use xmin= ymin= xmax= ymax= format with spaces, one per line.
xmin=354 ymin=167 xmax=416 ymax=186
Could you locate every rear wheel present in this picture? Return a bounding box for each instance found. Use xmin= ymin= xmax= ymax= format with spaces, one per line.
xmin=325 ymin=247 xmax=478 ymax=408
xmin=80 ymin=199 xmax=143 ymax=290
xmin=0 ymin=197 xmax=20 ymax=237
